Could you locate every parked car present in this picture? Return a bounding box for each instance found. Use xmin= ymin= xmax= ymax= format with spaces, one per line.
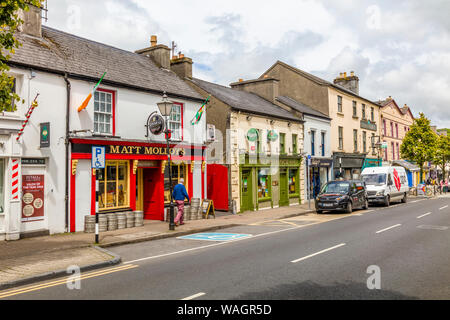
xmin=361 ymin=166 xmax=409 ymax=206
xmin=315 ymin=180 xmax=369 ymax=214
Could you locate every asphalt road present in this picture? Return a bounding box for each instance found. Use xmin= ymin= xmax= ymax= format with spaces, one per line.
xmin=2 ymin=196 xmax=449 ymax=300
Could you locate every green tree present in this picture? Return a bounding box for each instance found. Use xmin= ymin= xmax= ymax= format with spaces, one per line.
xmin=0 ymin=0 xmax=43 ymax=112
xmin=434 ymin=134 xmax=450 ymax=181
xmin=400 ymin=113 xmax=437 ymax=183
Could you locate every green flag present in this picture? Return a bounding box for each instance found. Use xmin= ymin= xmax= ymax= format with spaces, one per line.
xmin=191 ymin=95 xmax=210 ymax=125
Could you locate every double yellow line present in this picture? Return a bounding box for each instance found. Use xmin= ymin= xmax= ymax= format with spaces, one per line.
xmin=0 ymin=264 xmax=138 ymax=299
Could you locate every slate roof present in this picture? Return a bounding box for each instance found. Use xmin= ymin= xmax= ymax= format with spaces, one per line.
xmin=262 ymin=61 xmax=380 ymax=106
xmin=376 ymin=99 xmax=392 ymax=107
xmin=276 ymin=96 xmax=330 ymax=120
xmin=376 ymin=99 xmax=415 ymax=118
xmin=9 ymin=26 xmax=203 ymax=101
xmin=188 ymin=78 xmax=302 ymax=122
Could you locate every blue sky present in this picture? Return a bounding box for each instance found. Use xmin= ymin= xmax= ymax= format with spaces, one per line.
xmin=45 ymin=0 xmax=450 ymax=128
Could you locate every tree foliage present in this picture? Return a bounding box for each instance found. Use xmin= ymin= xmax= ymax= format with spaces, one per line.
xmin=400 ymin=113 xmax=437 ymax=182
xmin=434 ymin=134 xmax=450 ymax=180
xmin=0 ymin=0 xmax=43 ymax=112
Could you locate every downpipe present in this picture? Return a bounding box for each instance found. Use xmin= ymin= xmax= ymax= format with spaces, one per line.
xmin=64 ymin=74 xmax=71 ymax=233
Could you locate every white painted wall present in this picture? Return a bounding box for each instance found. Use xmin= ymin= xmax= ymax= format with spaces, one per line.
xmin=4 ymin=66 xmax=206 ymax=236
xmin=303 ymin=115 xmax=332 ymax=199
xmin=75 ymin=160 xmax=92 ymax=232
xmin=303 ymin=115 xmax=332 ymax=158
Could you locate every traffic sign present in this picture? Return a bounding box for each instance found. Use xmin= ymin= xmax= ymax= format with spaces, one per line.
xmin=92 ymin=146 xmax=106 ymax=169
xmin=177 ymin=233 xmax=252 ymax=242
xmin=307 ymin=155 xmax=312 ymax=166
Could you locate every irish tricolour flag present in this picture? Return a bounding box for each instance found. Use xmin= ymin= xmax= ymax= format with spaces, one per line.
xmin=191 ymin=95 xmax=210 ymax=125
xmin=78 ymin=72 xmax=107 ymax=112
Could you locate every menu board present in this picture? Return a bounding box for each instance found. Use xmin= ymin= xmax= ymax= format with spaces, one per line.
xmin=21 ymin=175 xmax=45 ymax=222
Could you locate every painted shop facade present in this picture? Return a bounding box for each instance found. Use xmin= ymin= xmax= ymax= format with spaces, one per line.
xmin=259 ymin=62 xmax=383 ymax=180
xmin=1 ymin=10 xmax=206 ymax=240
xmin=187 ymin=78 xmax=305 ymax=213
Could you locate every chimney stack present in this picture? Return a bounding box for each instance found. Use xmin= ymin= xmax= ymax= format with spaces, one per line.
xmin=170 ymin=53 xmax=193 ymax=79
xmin=333 ymin=71 xmax=359 ymax=95
xmin=18 ymin=4 xmax=42 ymax=38
xmin=230 ymin=77 xmax=280 ymax=103
xmin=135 ymin=35 xmax=171 ymax=69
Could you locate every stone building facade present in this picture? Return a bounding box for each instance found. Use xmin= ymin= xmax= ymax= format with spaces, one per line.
xmin=259 ymin=62 xmax=383 ymax=180
xmin=377 ymin=97 xmax=415 ymax=163
xmin=186 ymin=78 xmax=305 ymax=213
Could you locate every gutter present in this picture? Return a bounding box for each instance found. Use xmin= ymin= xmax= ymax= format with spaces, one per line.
xmin=64 ymin=74 xmax=71 ymax=232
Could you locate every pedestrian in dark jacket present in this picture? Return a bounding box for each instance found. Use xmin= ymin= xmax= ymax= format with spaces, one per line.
xmin=172 ymin=178 xmax=190 ymax=226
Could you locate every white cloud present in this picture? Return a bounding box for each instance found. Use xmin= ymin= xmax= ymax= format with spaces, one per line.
xmin=43 ymin=0 xmax=450 ymax=128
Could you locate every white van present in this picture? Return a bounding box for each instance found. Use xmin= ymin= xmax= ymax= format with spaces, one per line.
xmin=361 ymin=166 xmax=409 ymax=206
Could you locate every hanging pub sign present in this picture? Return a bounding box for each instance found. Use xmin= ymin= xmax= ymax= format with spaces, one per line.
xmin=246 ymin=128 xmax=259 ymax=142
xmin=146 ymin=112 xmax=165 ymax=137
xmin=40 ymin=122 xmax=50 ymax=148
xmin=267 ymin=130 xmax=279 ymax=142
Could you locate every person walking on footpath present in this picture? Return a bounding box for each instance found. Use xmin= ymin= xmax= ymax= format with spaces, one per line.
xmin=172 ymin=178 xmax=190 ymax=226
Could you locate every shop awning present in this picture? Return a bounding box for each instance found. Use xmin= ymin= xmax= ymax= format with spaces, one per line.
xmin=392 ymin=160 xmax=420 ymax=172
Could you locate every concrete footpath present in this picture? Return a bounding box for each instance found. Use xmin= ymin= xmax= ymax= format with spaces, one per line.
xmin=0 ymin=203 xmax=316 ymax=289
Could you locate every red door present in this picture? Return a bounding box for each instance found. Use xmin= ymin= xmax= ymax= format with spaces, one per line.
xmin=207 ymin=164 xmax=229 ymax=211
xmin=143 ymin=168 xmax=164 ymax=220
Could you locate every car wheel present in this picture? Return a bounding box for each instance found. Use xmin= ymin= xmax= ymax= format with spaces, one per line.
xmin=346 ymin=202 xmax=353 ymax=213
xmin=317 ymin=210 xmax=323 ymax=214
xmin=384 ymin=195 xmax=390 ymax=207
xmin=363 ymin=199 xmax=369 ymax=210
xmin=401 ymin=193 xmax=407 ymax=203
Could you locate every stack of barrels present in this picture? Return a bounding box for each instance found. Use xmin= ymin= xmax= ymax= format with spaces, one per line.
xmin=84 ymin=215 xmax=96 ymax=233
xmin=106 ymin=213 xmax=118 ymax=231
xmin=190 ymin=198 xmax=202 ymax=220
xmin=184 ymin=205 xmax=191 ymax=221
xmin=126 ymin=211 xmax=135 ymax=228
xmin=134 ymin=211 xmax=144 ymax=227
xmin=99 ymin=215 xmax=108 ymax=232
xmin=117 ymin=212 xmax=127 ymax=229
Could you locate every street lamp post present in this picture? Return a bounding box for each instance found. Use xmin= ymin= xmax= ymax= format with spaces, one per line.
xmin=157 ymin=92 xmax=175 ymax=231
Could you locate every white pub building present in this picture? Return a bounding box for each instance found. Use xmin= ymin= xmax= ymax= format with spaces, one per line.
xmin=0 ymin=6 xmax=206 ymax=240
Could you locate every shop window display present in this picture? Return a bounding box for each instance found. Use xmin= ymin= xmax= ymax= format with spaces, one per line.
xmin=289 ymin=169 xmax=299 ymax=195
xmin=98 ymin=161 xmax=129 ymax=210
xmin=164 ymin=162 xmax=187 ymax=203
xmin=258 ymin=168 xmax=271 ymax=199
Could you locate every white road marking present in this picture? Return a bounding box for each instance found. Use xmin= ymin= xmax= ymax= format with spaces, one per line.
xmin=439 ymin=205 xmax=449 ymax=210
xmin=291 ymin=243 xmax=346 ymax=263
xmin=181 ymin=292 xmax=206 ymax=300
xmin=376 ymin=224 xmax=402 ymax=234
xmin=417 ymin=212 xmax=432 ymax=219
xmin=123 ymin=198 xmax=442 ymax=265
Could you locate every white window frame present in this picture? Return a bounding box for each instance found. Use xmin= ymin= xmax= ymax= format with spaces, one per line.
xmin=94 ymin=90 xmax=114 ymax=135
xmin=168 ymin=103 xmax=183 ymax=141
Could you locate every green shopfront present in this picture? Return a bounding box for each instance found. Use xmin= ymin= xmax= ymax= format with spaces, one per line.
xmin=239 ymin=153 xmax=302 ymax=212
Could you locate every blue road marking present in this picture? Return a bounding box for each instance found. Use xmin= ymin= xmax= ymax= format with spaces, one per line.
xmin=177 ymin=233 xmax=253 ymax=242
